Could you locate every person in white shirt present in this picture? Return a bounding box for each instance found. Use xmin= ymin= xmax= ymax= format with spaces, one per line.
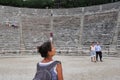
xmin=50 ymin=32 xmax=53 ymax=43
xmin=95 ymin=42 xmax=103 ymax=62
xmin=90 ymin=42 xmax=96 ymax=62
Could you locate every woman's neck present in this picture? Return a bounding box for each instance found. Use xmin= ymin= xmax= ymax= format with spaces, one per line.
xmin=42 ymin=57 xmax=53 ymax=62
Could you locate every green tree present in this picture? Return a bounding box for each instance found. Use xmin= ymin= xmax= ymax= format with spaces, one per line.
xmin=0 ymin=0 xmax=119 ymax=8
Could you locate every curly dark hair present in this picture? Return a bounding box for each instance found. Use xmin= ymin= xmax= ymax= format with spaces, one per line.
xmin=37 ymin=41 xmax=52 ymax=58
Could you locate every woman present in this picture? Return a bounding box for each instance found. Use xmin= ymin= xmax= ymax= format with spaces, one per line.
xmin=34 ymin=41 xmax=63 ymax=80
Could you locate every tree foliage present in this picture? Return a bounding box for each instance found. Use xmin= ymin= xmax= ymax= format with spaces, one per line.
xmin=0 ymin=0 xmax=119 ymax=8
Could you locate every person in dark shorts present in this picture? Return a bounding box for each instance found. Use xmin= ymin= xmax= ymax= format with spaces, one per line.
xmin=95 ymin=42 xmax=103 ymax=62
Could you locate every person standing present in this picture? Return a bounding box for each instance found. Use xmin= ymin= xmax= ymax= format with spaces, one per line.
xmin=90 ymin=42 xmax=96 ymax=62
xmin=33 ymin=41 xmax=64 ymax=80
xmin=95 ymin=42 xmax=103 ymax=62
xmin=50 ymin=32 xmax=53 ymax=43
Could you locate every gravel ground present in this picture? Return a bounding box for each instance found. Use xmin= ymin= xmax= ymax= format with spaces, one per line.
xmin=0 ymin=55 xmax=120 ymax=80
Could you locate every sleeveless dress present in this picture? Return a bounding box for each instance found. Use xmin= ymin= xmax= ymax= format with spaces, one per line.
xmin=38 ymin=61 xmax=58 ymax=80
xmin=90 ymin=46 xmax=96 ymax=57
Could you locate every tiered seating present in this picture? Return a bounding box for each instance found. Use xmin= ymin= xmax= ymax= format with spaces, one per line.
xmin=0 ymin=2 xmax=120 ymax=56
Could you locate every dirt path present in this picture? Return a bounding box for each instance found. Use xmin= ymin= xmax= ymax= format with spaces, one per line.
xmin=0 ymin=55 xmax=120 ymax=80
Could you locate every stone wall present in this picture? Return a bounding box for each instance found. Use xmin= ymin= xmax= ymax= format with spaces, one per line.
xmin=0 ymin=2 xmax=120 ymax=56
